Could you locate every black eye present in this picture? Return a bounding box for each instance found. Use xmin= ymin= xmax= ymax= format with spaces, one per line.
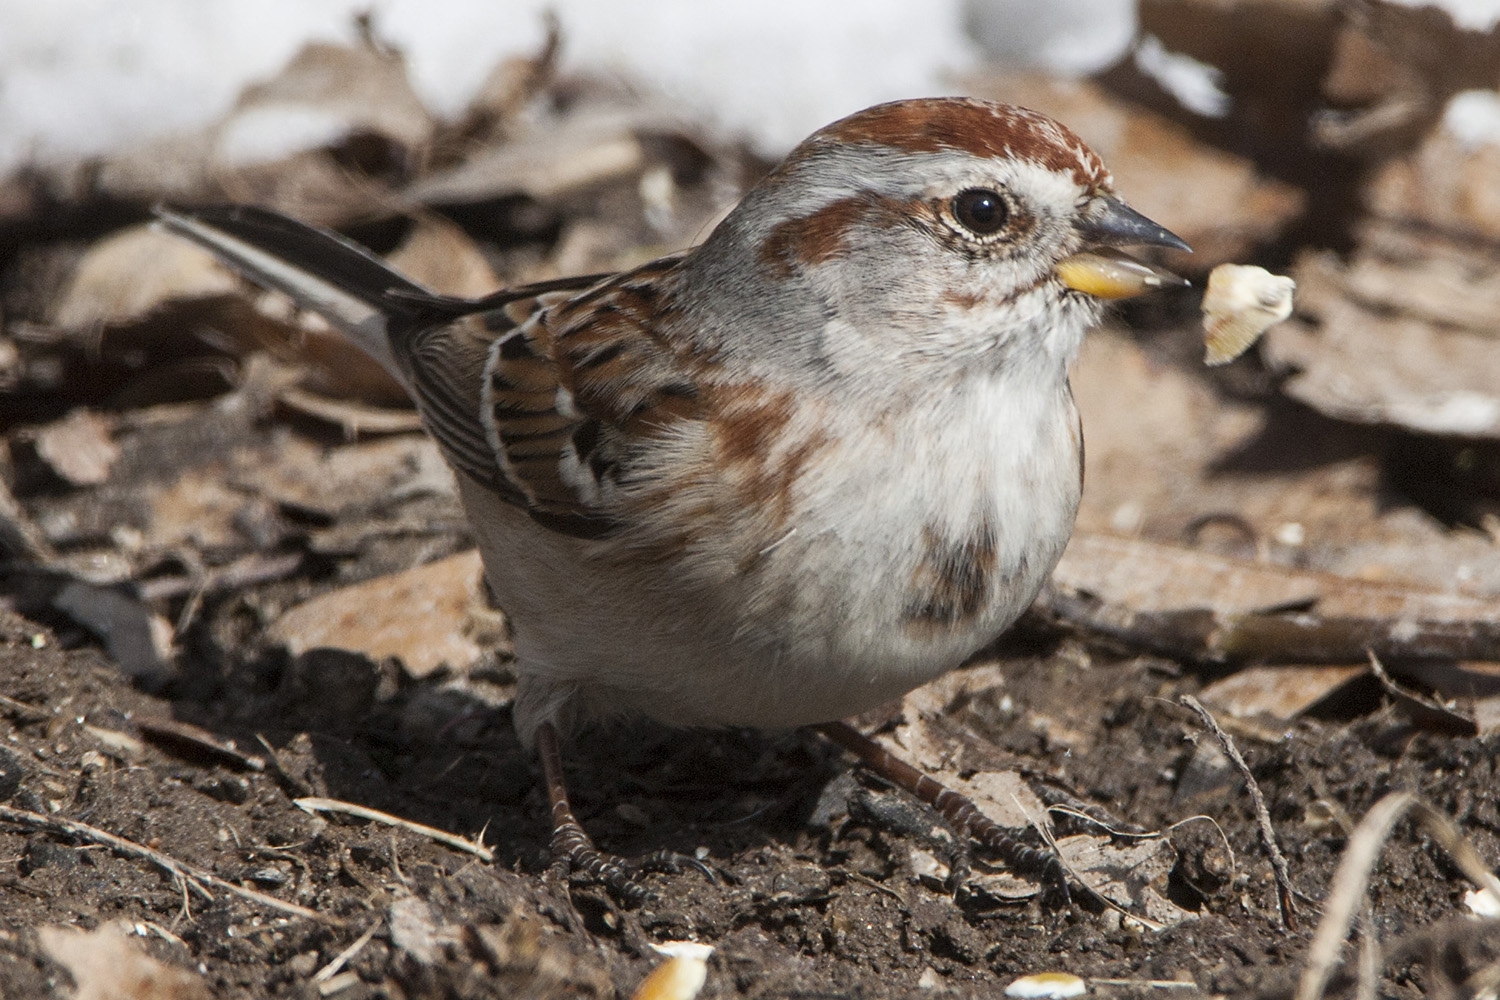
xmin=952 ymin=188 xmax=1009 ymax=236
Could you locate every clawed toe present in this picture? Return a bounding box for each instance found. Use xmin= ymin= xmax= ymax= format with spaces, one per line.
xmin=537 ymin=721 xmax=716 ymax=905
xmin=819 ymin=720 xmax=1076 ymax=906
xmin=554 ymin=839 xmax=716 ymax=905
xmin=631 ymin=847 xmax=717 ymax=883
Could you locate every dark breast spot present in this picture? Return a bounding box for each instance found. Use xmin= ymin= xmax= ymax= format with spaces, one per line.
xmin=903 ymin=518 xmax=1000 ymax=629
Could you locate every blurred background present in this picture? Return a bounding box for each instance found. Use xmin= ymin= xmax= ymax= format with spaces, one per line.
xmin=3 ymin=0 xmax=1145 ymax=172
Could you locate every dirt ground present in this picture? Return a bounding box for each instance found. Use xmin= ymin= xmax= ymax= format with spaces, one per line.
xmin=3 ymin=4 xmax=1500 ymax=998
xmin=0 ymin=534 xmax=1496 ymax=1000
xmin=0 ymin=327 xmax=1495 ymax=999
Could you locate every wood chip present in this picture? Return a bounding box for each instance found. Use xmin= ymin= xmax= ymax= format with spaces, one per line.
xmin=1199 ymin=664 xmax=1365 ymax=721
xmin=39 ymin=922 xmax=213 ymax=1000
xmin=269 ymin=550 xmax=488 ymax=677
xmin=34 ymin=409 xmax=121 ymax=486
xmin=50 ymin=225 xmax=238 ymax=330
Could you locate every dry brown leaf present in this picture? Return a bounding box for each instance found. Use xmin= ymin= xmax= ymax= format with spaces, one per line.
xmin=1199 ymin=664 xmax=1365 ymax=721
xmin=219 ymin=40 xmax=433 ymax=167
xmin=1055 ymin=833 xmax=1190 ymax=929
xmin=87 ymin=39 xmax=430 ymax=221
xmin=385 ymin=217 xmax=503 ymax=298
xmin=412 ymin=107 xmax=650 ymax=204
xmin=145 ymin=469 xmax=251 ymax=552
xmin=1317 ymin=0 xmax=1500 ymax=159
xmin=881 ymin=668 xmax=1046 ymax=834
xmin=34 ymin=409 xmax=121 ymax=486
xmin=254 ymin=219 xmax=498 ymax=405
xmin=1369 ymin=122 xmax=1500 ymax=241
xmin=1056 ymin=531 xmax=1500 ymax=622
xmin=452 ymin=18 xmax=562 ymax=141
xmin=1389 ymin=660 xmax=1500 ymax=736
xmin=1339 ymin=253 xmax=1500 ymax=333
xmin=1072 ymin=328 xmax=1500 ymax=595
xmin=50 ymin=225 xmax=239 ymax=330
xmin=1266 ymin=243 xmax=1500 ymax=438
xmin=241 ymin=434 xmax=452 ymax=513
xmin=269 ymin=550 xmax=488 ymax=677
xmin=1396 ymin=660 xmax=1500 ymax=699
xmin=39 ymin=922 xmax=213 ymax=1000
xmin=1050 ymin=532 xmax=1500 ymax=664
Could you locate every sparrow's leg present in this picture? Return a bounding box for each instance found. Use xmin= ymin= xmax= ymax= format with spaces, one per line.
xmin=816 ymin=721 xmax=1068 ymax=901
xmin=535 ymin=720 xmax=710 ymax=904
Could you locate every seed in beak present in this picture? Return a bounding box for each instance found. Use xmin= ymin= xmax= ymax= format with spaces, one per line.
xmin=1056 ymin=247 xmax=1189 ymax=300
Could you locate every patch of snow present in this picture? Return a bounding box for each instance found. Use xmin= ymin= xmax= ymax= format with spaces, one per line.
xmin=1443 ymin=89 xmax=1500 ymax=148
xmin=1385 ymin=0 xmax=1500 ymax=31
xmin=1133 ymin=35 xmax=1231 ymax=119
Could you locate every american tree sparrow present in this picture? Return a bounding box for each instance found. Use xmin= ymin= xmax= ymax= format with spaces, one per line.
xmin=158 ymin=97 xmax=1188 ymax=901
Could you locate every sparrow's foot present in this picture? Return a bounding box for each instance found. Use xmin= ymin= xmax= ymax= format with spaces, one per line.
xmin=816 ymin=720 xmax=1070 ymax=904
xmin=537 ymin=720 xmax=714 ymax=905
xmin=549 ymin=818 xmax=711 ymax=904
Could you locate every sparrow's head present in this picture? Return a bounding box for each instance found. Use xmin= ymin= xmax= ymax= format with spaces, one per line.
xmin=690 ymin=97 xmax=1187 ymax=381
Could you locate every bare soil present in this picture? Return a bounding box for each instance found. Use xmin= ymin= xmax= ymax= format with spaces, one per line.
xmin=0 ymin=472 xmax=1496 ymax=998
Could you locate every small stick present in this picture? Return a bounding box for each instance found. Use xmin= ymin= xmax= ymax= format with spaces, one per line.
xmin=0 ymin=805 xmax=336 ymax=924
xmin=1295 ymin=792 xmax=1413 ymax=1000
xmin=314 ymin=920 xmax=381 ymax=983
xmin=255 ymin=734 xmax=315 ymax=799
xmin=1354 ymin=906 xmax=1380 ymax=1000
xmin=294 ymin=797 xmax=493 ymax=862
xmin=1179 ymin=694 xmax=1298 ymax=930
xmin=1297 ymin=791 xmax=1500 ymax=1000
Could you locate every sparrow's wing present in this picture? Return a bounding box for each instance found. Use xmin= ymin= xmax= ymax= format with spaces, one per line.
xmin=479 ymin=262 xmax=704 ymax=530
xmin=155 ymin=205 xmax=703 ymax=539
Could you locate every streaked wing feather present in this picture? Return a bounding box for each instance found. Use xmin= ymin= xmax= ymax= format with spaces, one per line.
xmin=404 ymin=321 xmax=513 ymax=493
xmin=482 ymin=256 xmax=705 ymax=526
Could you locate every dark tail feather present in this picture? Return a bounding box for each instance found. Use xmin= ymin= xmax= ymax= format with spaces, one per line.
xmin=154 ymin=205 xmax=443 ymax=386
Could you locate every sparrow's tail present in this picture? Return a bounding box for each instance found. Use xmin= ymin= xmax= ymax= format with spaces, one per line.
xmin=154 ymin=205 xmax=444 ymax=391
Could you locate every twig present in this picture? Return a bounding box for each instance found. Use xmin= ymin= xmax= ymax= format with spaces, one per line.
xmin=844 ymin=871 xmax=905 ymax=905
xmin=1179 ymin=694 xmax=1298 ymax=931
xmin=255 ymin=734 xmax=315 ymax=799
xmin=1047 ymin=806 xmax=1238 ymax=870
xmin=0 ymin=805 xmax=337 ymax=924
xmin=1015 ymin=796 xmax=1167 ymax=931
xmin=294 ymin=797 xmax=494 ymax=862
xmin=1355 ymin=906 xmax=1380 ymax=1000
xmin=314 ymin=920 xmax=381 ymax=983
xmin=1295 ymin=791 xmax=1500 ymax=1000
xmin=138 ymin=550 xmax=306 ymax=603
xmin=0 ymin=692 xmax=51 ymax=723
